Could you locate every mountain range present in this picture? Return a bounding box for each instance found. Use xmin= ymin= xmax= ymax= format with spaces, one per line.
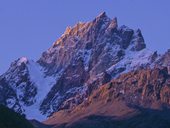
xmin=1 ymin=12 xmax=170 ymax=127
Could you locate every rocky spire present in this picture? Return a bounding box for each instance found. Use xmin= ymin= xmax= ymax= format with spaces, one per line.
xmin=94 ymin=12 xmax=110 ymax=22
xmin=96 ymin=12 xmax=107 ymax=19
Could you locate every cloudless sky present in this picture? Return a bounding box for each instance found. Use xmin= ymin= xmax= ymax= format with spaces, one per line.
xmin=0 ymin=0 xmax=170 ymax=74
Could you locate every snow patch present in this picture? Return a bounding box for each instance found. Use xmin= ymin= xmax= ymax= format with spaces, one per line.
xmin=17 ymin=57 xmax=28 ymax=66
xmin=83 ymin=49 xmax=92 ymax=71
xmin=22 ymin=61 xmax=57 ymax=121
xmin=107 ymin=48 xmax=153 ymax=76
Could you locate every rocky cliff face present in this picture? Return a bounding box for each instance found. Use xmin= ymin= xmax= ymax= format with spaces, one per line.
xmin=44 ymin=67 xmax=170 ymax=127
xmin=0 ymin=57 xmax=57 ymax=120
xmin=89 ymin=67 xmax=170 ymax=108
xmin=0 ymin=58 xmax=36 ymax=113
xmin=156 ymin=49 xmax=170 ymax=70
xmin=38 ymin=12 xmax=155 ymax=116
xmin=0 ymin=12 xmax=168 ymax=121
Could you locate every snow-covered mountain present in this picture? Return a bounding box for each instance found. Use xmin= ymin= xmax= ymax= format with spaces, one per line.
xmin=0 ymin=57 xmax=57 ymax=120
xmin=0 ymin=12 xmax=167 ymax=121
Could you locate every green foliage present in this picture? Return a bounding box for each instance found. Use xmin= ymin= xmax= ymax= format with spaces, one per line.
xmin=0 ymin=105 xmax=34 ymax=128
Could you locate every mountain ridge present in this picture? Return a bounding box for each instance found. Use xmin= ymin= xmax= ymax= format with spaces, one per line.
xmin=0 ymin=12 xmax=169 ymax=122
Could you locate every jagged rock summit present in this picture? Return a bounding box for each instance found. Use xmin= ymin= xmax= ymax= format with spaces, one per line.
xmin=0 ymin=12 xmax=168 ymax=122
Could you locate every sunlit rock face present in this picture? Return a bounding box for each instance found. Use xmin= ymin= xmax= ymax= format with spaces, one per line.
xmin=44 ymin=67 xmax=170 ymax=127
xmin=38 ymin=12 xmax=155 ymax=116
xmin=0 ymin=12 xmax=166 ymax=120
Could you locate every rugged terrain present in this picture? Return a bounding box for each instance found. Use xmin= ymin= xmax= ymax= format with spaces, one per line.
xmin=0 ymin=12 xmax=170 ymax=128
xmin=44 ymin=67 xmax=170 ymax=127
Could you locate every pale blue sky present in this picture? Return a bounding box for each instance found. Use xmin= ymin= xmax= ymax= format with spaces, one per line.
xmin=0 ymin=0 xmax=170 ymax=74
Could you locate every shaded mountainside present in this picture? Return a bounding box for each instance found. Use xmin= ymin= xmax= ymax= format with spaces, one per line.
xmin=0 ymin=105 xmax=34 ymax=128
xmin=0 ymin=58 xmax=56 ymax=120
xmin=56 ymin=109 xmax=170 ymax=128
xmin=44 ymin=67 xmax=170 ymax=128
xmin=30 ymin=120 xmax=52 ymax=128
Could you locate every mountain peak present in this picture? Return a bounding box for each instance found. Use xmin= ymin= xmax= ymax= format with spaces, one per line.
xmin=64 ymin=26 xmax=72 ymax=35
xmin=17 ymin=57 xmax=28 ymax=66
xmin=1 ymin=12 xmax=164 ymax=122
xmin=97 ymin=12 xmax=107 ymax=18
xmin=94 ymin=12 xmax=110 ymax=22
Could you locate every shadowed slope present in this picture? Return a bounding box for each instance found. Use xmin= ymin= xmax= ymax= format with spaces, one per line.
xmin=0 ymin=105 xmax=34 ymax=128
xmin=65 ymin=108 xmax=170 ymax=128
